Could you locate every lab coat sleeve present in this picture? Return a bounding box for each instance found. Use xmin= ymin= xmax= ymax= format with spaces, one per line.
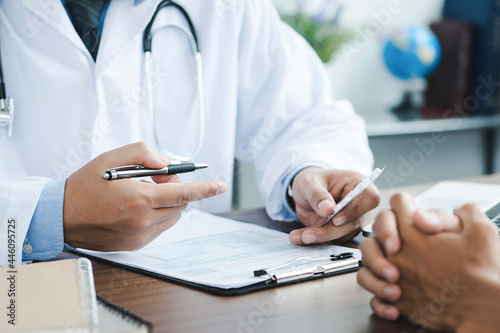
xmin=23 ymin=179 xmax=65 ymax=261
xmin=235 ymin=0 xmax=374 ymax=221
xmin=0 ymin=178 xmax=52 ymax=266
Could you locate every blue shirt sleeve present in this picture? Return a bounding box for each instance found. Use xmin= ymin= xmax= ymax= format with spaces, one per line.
xmin=23 ymin=179 xmax=66 ymax=261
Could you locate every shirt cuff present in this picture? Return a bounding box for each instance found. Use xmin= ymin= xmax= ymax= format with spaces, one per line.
xmin=23 ymin=179 xmax=66 ymax=261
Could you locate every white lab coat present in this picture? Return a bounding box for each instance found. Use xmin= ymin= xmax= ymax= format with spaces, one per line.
xmin=0 ymin=0 xmax=373 ymax=265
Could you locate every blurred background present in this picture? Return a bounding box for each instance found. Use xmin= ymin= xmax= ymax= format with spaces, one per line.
xmin=234 ymin=0 xmax=500 ymax=210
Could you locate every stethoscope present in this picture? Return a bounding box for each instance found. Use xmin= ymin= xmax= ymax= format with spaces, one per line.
xmin=0 ymin=0 xmax=204 ymax=162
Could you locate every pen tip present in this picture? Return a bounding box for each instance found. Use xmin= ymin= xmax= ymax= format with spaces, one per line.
xmin=102 ymin=173 xmax=109 ymax=180
xmin=195 ymin=163 xmax=209 ymax=169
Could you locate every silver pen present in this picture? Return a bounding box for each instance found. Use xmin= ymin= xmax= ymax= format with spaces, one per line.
xmin=321 ymin=167 xmax=385 ymax=227
xmin=102 ymin=163 xmax=209 ymax=180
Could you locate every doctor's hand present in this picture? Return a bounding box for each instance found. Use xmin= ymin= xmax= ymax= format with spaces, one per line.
xmin=63 ymin=142 xmax=227 ymax=252
xmin=288 ymin=168 xmax=380 ymax=245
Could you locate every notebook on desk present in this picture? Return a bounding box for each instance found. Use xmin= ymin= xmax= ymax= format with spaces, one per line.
xmin=73 ymin=210 xmax=362 ymax=296
xmin=363 ymin=181 xmax=500 ymax=236
xmin=0 ymin=258 xmax=152 ymax=333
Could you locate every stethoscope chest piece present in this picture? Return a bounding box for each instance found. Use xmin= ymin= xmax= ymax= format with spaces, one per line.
xmin=0 ymin=40 xmax=13 ymax=138
xmin=0 ymin=97 xmax=13 ymax=138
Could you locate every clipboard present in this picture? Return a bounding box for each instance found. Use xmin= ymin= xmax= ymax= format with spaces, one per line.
xmin=74 ymin=250 xmax=361 ymax=296
xmin=72 ymin=209 xmax=363 ymax=296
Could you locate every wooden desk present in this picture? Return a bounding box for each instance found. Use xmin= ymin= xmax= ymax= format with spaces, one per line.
xmin=63 ymin=174 xmax=500 ymax=333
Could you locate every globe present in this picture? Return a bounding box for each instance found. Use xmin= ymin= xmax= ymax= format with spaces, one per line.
xmin=383 ymin=26 xmax=441 ymax=80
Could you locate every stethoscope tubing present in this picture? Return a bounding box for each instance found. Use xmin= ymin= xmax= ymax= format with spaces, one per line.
xmin=144 ymin=0 xmax=205 ymax=162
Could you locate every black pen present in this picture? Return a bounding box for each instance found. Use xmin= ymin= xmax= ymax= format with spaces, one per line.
xmin=102 ymin=163 xmax=209 ymax=180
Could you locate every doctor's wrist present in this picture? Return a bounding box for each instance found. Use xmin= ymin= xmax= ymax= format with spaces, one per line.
xmin=284 ymin=166 xmax=327 ymax=215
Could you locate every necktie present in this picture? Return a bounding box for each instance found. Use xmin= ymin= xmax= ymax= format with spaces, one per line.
xmin=64 ymin=0 xmax=110 ymax=61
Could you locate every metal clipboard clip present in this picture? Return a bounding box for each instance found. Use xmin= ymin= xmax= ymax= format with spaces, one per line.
xmin=253 ymin=252 xmax=359 ymax=284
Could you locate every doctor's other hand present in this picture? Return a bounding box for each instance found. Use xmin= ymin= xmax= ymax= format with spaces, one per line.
xmin=63 ymin=142 xmax=227 ymax=252
xmin=289 ymin=168 xmax=380 ymax=245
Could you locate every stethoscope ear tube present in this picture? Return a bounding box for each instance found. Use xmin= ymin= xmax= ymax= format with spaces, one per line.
xmin=143 ymin=0 xmax=200 ymax=53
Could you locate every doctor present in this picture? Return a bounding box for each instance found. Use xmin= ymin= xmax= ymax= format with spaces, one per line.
xmin=0 ymin=0 xmax=378 ymax=266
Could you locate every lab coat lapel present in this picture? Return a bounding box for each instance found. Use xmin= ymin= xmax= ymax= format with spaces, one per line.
xmin=95 ymin=0 xmax=162 ymax=77
xmin=21 ymin=0 xmax=89 ymax=56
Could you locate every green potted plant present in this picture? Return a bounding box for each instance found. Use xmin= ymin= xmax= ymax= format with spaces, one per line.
xmin=277 ymin=0 xmax=352 ymax=63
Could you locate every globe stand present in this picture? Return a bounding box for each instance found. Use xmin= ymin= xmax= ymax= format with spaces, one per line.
xmin=391 ymin=91 xmax=422 ymax=121
xmin=391 ymin=77 xmax=427 ymax=121
xmin=383 ymin=26 xmax=441 ymax=121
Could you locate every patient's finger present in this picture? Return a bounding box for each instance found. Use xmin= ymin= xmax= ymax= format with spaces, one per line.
xmin=357 ymin=268 xmax=401 ymax=302
xmin=389 ymin=193 xmax=417 ymax=238
xmin=454 ymin=203 xmax=496 ymax=236
xmin=372 ymin=210 xmax=400 ymax=255
xmin=360 ymin=238 xmax=400 ymax=283
xmin=370 ymin=297 xmax=400 ymax=321
xmin=412 ymin=209 xmax=462 ymax=234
